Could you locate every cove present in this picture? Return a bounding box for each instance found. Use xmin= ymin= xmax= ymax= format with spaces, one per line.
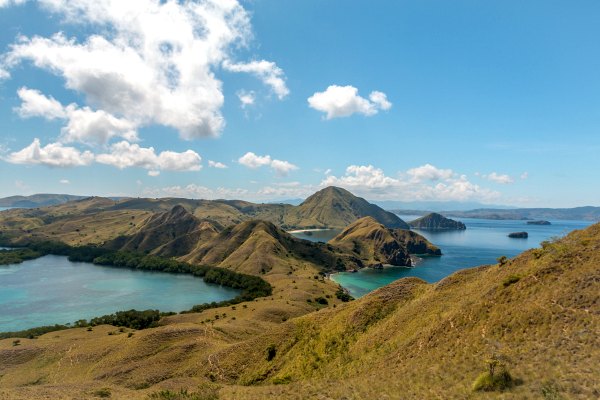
xmin=0 ymin=255 xmax=240 ymax=332
xmin=291 ymin=217 xmax=593 ymax=299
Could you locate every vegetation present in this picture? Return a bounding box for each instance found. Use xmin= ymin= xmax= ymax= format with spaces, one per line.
xmin=0 ymin=248 xmax=44 ymax=265
xmin=409 ymin=212 xmax=466 ymax=230
xmin=147 ymin=387 xmax=218 ymax=400
xmin=472 ymin=354 xmax=514 ymax=392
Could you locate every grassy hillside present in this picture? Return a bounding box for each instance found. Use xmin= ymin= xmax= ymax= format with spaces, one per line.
xmin=409 ymin=212 xmax=466 ymax=230
xmin=330 ymin=216 xmax=440 ymax=266
xmin=1 ymin=222 xmax=597 ymax=398
xmin=0 ymin=194 xmax=87 ymax=208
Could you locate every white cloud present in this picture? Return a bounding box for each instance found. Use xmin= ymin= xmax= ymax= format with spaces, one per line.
xmin=16 ymin=87 xmax=138 ymax=145
xmin=236 ymin=90 xmax=255 ymax=108
xmin=270 ymin=159 xmax=298 ymax=176
xmin=144 ymin=184 xmax=249 ymax=200
xmin=483 ymin=172 xmax=515 ymax=184
xmin=2 ymin=0 xmax=286 ymax=140
xmin=224 ymin=60 xmax=289 ymax=99
xmin=238 ymin=151 xmax=298 ymax=176
xmin=0 ymin=66 xmax=9 ymax=79
xmin=322 ymin=164 xmax=500 ymax=202
xmin=208 ymin=160 xmax=227 ymax=169
xmin=368 ymin=91 xmax=392 ymax=110
xmin=238 ymin=151 xmax=272 ymax=168
xmin=307 ymin=85 xmax=392 ymax=119
xmin=96 ymin=141 xmax=201 ymax=172
xmin=406 ymin=163 xmax=454 ymax=182
xmin=59 ymin=178 xmax=70 ymax=184
xmin=520 ymin=172 xmax=529 ymax=180
xmin=5 ymin=138 xmax=94 ymax=167
xmin=148 ymin=170 xmax=160 ymax=177
xmin=16 ymin=87 xmax=66 ymax=120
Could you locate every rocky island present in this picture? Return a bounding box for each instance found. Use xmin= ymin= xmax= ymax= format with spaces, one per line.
xmin=527 ymin=220 xmax=551 ymax=225
xmin=408 ymin=212 xmax=466 ymax=230
xmin=508 ymin=231 xmax=528 ymax=238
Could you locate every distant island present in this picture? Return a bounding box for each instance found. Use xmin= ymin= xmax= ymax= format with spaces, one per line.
xmin=508 ymin=231 xmax=528 ymax=238
xmin=409 ymin=212 xmax=466 ymax=230
xmin=527 ymin=220 xmax=551 ymax=225
xmin=391 ymin=206 xmax=600 ymax=221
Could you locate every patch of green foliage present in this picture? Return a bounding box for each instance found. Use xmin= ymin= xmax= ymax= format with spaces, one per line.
xmin=93 ymin=388 xmax=112 ymax=398
xmin=335 ymin=288 xmax=353 ymax=302
xmin=502 ymin=274 xmax=521 ymax=287
xmin=472 ymin=354 xmax=514 ymax=392
xmin=147 ymin=388 xmax=218 ymax=400
xmin=0 ymin=248 xmax=43 ymax=265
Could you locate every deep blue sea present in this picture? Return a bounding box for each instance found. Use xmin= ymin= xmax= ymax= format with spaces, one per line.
xmin=291 ymin=217 xmax=593 ymax=298
xmin=0 ymin=255 xmax=240 ymax=332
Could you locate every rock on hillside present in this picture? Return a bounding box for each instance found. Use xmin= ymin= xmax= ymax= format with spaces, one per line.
xmin=409 ymin=212 xmax=466 ymax=230
xmin=329 ymin=217 xmax=440 ymax=267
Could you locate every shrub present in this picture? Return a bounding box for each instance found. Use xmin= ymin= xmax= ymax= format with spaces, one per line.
xmin=335 ymin=289 xmax=353 ymax=302
xmin=93 ymin=388 xmax=112 ymax=398
xmin=472 ymin=354 xmax=514 ymax=392
xmin=502 ymin=275 xmax=521 ymax=287
xmin=266 ymin=344 xmax=277 ymax=361
xmin=315 ymin=297 xmax=328 ymax=305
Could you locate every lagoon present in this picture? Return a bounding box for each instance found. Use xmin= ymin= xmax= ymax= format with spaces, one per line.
xmin=291 ymin=217 xmax=593 ymax=298
xmin=0 ymin=255 xmax=240 ymax=332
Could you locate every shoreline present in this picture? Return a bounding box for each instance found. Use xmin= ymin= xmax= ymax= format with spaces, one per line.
xmin=287 ymin=228 xmax=336 ymax=234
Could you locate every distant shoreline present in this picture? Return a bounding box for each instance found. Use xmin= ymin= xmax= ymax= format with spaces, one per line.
xmin=287 ymin=228 xmax=336 ymax=234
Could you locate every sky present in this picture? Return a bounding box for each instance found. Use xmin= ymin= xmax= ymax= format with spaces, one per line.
xmin=0 ymin=0 xmax=599 ymax=207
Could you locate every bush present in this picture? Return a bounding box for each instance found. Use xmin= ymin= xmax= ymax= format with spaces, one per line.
xmin=335 ymin=288 xmax=353 ymax=302
xmin=266 ymin=344 xmax=277 ymax=361
xmin=93 ymin=388 xmax=112 ymax=398
xmin=315 ymin=297 xmax=328 ymax=305
xmin=472 ymin=370 xmax=513 ymax=392
xmin=502 ymin=275 xmax=521 ymax=287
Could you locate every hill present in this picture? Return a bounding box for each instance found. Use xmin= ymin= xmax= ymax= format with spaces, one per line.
xmin=0 ymin=222 xmax=597 ymax=398
xmin=105 ymin=205 xmax=221 ymax=257
xmin=443 ymin=207 xmax=600 ymax=221
xmin=329 ymin=217 xmax=440 ymax=267
xmin=409 ymin=212 xmax=466 ymax=230
xmin=0 ymin=194 xmax=87 ymax=208
xmin=289 ymin=187 xmax=409 ymax=229
xmin=0 ymin=187 xmax=408 ymax=246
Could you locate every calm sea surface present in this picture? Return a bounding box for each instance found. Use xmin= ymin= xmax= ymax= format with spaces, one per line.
xmin=0 ymin=255 xmax=240 ymax=332
xmin=290 ymin=217 xmax=593 ymax=298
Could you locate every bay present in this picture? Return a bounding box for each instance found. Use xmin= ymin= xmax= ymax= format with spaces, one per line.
xmin=290 ymin=217 xmax=593 ymax=298
xmin=0 ymin=255 xmax=240 ymax=332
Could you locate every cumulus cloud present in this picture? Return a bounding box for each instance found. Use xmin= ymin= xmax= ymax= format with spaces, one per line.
xmin=238 ymin=151 xmax=298 ymax=176
xmin=1 ymin=0 xmax=287 ymax=141
xmin=270 ymin=159 xmax=298 ymax=176
xmin=96 ymin=141 xmax=201 ymax=172
xmin=307 ymin=85 xmax=392 ymax=119
xmin=406 ymin=163 xmax=454 ymax=182
xmin=224 ymin=60 xmax=289 ymax=99
xmin=208 ymin=160 xmax=227 ymax=169
xmin=5 ymin=138 xmax=94 ymax=167
xmin=16 ymin=87 xmax=139 ymax=145
xmin=238 ymin=152 xmax=272 ymax=168
xmin=59 ymin=179 xmax=70 ymax=184
xmin=0 ymin=0 xmax=26 ymax=8
xmin=322 ymin=164 xmax=499 ymax=202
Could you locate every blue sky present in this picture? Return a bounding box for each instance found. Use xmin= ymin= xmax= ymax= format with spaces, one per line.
xmin=0 ymin=0 xmax=599 ymax=207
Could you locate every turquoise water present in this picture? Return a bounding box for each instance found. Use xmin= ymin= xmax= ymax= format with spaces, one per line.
xmin=0 ymin=255 xmax=240 ymax=332
xmin=291 ymin=217 xmax=594 ymax=298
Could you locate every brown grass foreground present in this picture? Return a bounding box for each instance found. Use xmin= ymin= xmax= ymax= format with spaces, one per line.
xmin=1 ymin=223 xmax=599 ymax=399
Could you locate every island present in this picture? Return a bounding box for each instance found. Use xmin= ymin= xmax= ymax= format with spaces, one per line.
xmin=409 ymin=212 xmax=466 ymax=230
xmin=527 ymin=220 xmax=551 ymax=225
xmin=508 ymin=231 xmax=528 ymax=238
